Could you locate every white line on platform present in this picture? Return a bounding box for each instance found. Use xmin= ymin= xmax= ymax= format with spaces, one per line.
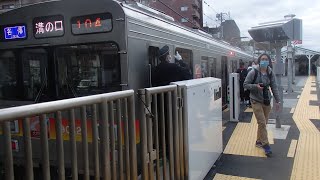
xmin=290 ymin=108 xmax=295 ymax=113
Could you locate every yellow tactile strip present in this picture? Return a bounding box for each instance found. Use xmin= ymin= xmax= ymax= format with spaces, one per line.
xmin=290 ymin=108 xmax=295 ymax=114
xmin=290 ymin=76 xmax=320 ymax=180
xmin=287 ymin=139 xmax=298 ymax=158
xmin=223 ymin=114 xmax=273 ymax=157
xmin=213 ymin=173 xmax=261 ymax=180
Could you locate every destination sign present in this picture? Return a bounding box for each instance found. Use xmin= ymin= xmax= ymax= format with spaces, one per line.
xmin=4 ymin=25 xmax=27 ymax=40
xmin=71 ymin=13 xmax=112 ymax=35
xmin=33 ymin=15 xmax=64 ymax=38
xmin=0 ymin=24 xmax=27 ymax=41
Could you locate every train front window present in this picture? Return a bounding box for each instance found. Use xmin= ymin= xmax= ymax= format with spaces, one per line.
xmin=0 ymin=49 xmax=47 ymax=102
xmin=0 ymin=51 xmax=18 ymax=99
xmin=21 ymin=49 xmax=47 ymax=101
xmin=55 ymin=43 xmax=121 ymax=98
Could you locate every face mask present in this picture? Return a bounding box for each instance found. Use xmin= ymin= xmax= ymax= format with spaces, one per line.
xmin=260 ymin=61 xmax=269 ymax=68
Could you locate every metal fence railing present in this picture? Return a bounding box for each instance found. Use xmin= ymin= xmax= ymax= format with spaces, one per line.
xmin=0 ymin=90 xmax=137 ymax=180
xmin=0 ymin=85 xmax=189 ymax=180
xmin=137 ymin=85 xmax=188 ymax=180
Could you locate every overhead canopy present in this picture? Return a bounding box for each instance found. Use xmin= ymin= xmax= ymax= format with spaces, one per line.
xmin=248 ymin=18 xmax=302 ymax=42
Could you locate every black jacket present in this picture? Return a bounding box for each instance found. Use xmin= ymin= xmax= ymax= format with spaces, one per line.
xmin=152 ymin=62 xmax=192 ymax=86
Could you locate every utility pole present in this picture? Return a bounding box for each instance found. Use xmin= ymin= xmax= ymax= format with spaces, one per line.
xmin=287 ymin=40 xmax=294 ymax=92
xmin=216 ymin=12 xmax=227 ymax=39
xmin=273 ymin=43 xmax=284 ymax=128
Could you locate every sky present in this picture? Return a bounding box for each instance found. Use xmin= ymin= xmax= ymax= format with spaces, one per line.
xmin=202 ymin=0 xmax=320 ymax=52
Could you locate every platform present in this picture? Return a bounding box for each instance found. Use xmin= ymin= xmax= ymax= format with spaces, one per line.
xmin=206 ymin=76 xmax=320 ymax=180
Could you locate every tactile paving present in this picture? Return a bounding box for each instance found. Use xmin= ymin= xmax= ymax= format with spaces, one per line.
xmin=290 ymin=107 xmax=295 ymax=114
xmin=213 ymin=173 xmax=261 ymax=180
xmin=290 ymin=77 xmax=320 ymax=180
xmin=223 ymin=114 xmax=273 ymax=157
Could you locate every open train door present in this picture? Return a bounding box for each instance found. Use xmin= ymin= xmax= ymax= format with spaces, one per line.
xmin=221 ymin=56 xmax=228 ymax=107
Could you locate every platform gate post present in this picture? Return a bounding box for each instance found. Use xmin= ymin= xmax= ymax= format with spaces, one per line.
xmin=229 ymin=73 xmax=240 ymax=122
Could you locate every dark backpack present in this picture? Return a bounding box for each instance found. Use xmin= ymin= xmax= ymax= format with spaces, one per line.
xmin=237 ymin=68 xmax=247 ymax=82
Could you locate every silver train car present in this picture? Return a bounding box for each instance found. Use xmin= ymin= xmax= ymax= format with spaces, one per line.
xmin=0 ymin=0 xmax=253 ymax=177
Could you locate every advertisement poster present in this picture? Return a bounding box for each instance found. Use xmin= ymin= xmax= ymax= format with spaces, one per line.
xmin=0 ymin=117 xmax=141 ymax=145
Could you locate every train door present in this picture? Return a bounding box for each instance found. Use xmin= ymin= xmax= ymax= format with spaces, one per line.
xmin=231 ymin=60 xmax=238 ymax=73
xmin=221 ymin=56 xmax=228 ymax=106
xmin=148 ymin=46 xmax=160 ymax=68
xmin=209 ymin=57 xmax=217 ymax=78
xmin=201 ymin=56 xmax=209 ymax=77
xmin=148 ymin=46 xmax=160 ymax=87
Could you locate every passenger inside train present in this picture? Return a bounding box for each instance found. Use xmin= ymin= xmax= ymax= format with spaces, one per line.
xmin=151 ymin=45 xmax=192 ymax=87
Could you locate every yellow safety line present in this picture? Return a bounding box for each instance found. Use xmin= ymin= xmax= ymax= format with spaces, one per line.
xmin=290 ymin=108 xmax=295 ymax=114
xmin=224 ymin=114 xmax=274 ymax=157
xmin=290 ymin=76 xmax=320 ymax=180
xmin=213 ymin=173 xmax=262 ymax=180
xmin=268 ymin=131 xmax=274 ymax=144
xmin=287 ymin=139 xmax=298 ymax=158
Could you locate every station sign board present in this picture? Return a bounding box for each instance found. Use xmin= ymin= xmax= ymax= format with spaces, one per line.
xmin=33 ymin=15 xmax=64 ymax=38
xmin=248 ymin=18 xmax=302 ymax=42
xmin=71 ymin=13 xmax=113 ymax=35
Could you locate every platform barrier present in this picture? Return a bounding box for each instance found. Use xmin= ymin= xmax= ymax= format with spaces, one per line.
xmin=229 ymin=73 xmax=240 ymax=122
xmin=0 ymin=91 xmax=137 ymax=180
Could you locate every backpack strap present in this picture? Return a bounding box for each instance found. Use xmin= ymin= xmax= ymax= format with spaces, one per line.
xmin=252 ymin=68 xmax=273 ymax=84
xmin=252 ymin=68 xmax=258 ymax=84
xmin=267 ymin=67 xmax=273 ymax=81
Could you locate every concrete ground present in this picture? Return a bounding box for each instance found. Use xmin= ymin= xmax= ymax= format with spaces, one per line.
xmin=205 ymin=76 xmax=320 ymax=180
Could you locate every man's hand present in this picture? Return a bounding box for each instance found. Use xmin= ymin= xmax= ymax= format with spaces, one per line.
xmin=256 ymin=84 xmax=264 ymax=91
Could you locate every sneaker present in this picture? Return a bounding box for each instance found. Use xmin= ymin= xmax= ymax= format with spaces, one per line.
xmin=262 ymin=144 xmax=272 ymax=157
xmin=255 ymin=141 xmax=263 ymax=148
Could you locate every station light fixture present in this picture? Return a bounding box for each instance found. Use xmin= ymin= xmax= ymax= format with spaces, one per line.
xmin=229 ymin=51 xmax=236 ymax=57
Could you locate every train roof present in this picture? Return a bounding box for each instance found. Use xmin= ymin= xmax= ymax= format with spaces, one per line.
xmin=0 ymin=0 xmax=253 ymax=59
xmin=121 ymin=1 xmax=253 ymax=58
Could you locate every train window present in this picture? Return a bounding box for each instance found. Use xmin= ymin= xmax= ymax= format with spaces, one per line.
xmin=0 ymin=49 xmax=47 ymax=102
xmin=55 ymin=43 xmax=121 ymax=98
xmin=21 ymin=49 xmax=47 ymax=101
xmin=0 ymin=51 xmax=18 ymax=100
xmin=175 ymin=47 xmax=193 ymax=73
xmin=148 ymin=46 xmax=160 ymax=68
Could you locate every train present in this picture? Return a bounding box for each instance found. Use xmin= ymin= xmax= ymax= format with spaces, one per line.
xmin=0 ymin=0 xmax=253 ymax=178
